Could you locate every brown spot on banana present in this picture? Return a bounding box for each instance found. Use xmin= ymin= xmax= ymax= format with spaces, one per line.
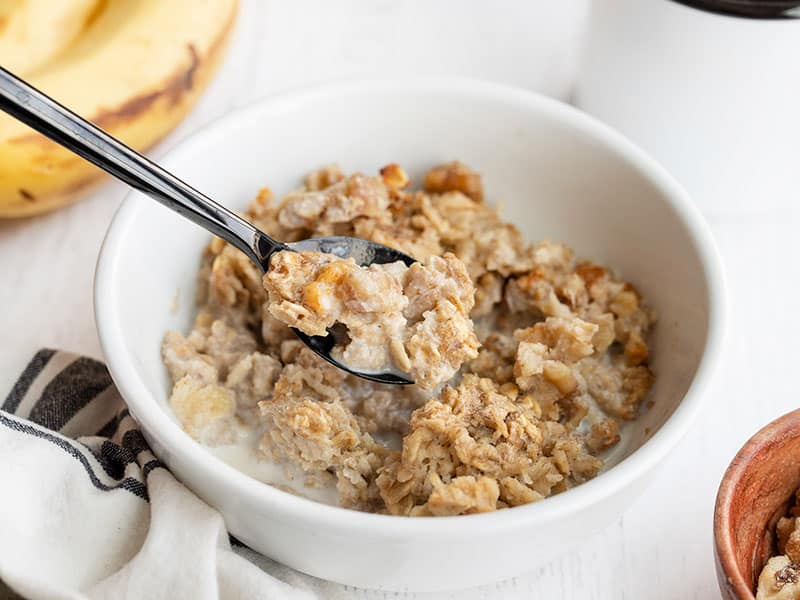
xmin=95 ymin=46 xmax=204 ymax=128
xmin=81 ymin=0 xmax=107 ymax=31
xmin=183 ymin=44 xmax=199 ymax=94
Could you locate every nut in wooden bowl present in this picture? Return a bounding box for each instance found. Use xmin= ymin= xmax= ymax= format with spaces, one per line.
xmin=715 ymin=409 xmax=800 ymax=599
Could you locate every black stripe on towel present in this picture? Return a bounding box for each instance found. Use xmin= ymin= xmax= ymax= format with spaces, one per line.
xmin=95 ymin=413 xmax=120 ymax=439
xmin=142 ymin=458 xmax=164 ymax=479
xmin=91 ymin=440 xmax=138 ymax=480
xmin=2 ymin=349 xmax=56 ymax=414
xmin=0 ymin=412 xmax=149 ymax=502
xmin=122 ymin=429 xmax=151 ymax=455
xmin=83 ymin=440 xmax=163 ymax=482
xmin=28 ymin=357 xmax=113 ymax=432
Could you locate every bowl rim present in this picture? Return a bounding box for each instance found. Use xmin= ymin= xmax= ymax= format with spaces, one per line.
xmin=713 ymin=408 xmax=800 ymax=599
xmin=95 ymin=77 xmax=728 ymax=537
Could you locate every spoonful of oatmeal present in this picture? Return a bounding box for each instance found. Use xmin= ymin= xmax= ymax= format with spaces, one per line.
xmin=0 ymin=67 xmax=479 ymax=386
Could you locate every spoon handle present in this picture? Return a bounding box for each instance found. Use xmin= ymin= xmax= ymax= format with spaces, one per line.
xmin=0 ymin=66 xmax=286 ymax=269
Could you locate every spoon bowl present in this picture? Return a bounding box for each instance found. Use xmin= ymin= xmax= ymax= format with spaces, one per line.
xmin=284 ymin=236 xmax=417 ymax=384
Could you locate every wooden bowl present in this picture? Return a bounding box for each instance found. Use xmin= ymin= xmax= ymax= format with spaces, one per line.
xmin=714 ymin=409 xmax=800 ymax=599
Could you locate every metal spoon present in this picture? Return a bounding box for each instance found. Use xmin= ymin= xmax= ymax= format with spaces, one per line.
xmin=0 ymin=66 xmax=415 ymax=385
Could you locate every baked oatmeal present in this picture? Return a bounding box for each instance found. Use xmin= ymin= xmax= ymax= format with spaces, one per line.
xmin=757 ymin=489 xmax=800 ymax=599
xmin=162 ymin=161 xmax=657 ymax=516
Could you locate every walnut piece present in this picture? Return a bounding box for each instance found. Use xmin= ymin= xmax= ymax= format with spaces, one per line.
xmin=423 ymin=161 xmax=484 ymax=202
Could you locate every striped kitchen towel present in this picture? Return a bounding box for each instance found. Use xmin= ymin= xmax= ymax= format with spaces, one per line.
xmin=0 ymin=350 xmax=334 ymax=600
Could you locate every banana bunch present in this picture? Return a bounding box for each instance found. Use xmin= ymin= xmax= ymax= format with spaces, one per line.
xmin=0 ymin=0 xmax=237 ymax=217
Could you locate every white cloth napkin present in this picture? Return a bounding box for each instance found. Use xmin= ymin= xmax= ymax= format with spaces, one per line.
xmin=0 ymin=350 xmax=349 ymax=600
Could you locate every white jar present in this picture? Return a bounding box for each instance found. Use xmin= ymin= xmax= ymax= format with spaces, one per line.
xmin=575 ymin=0 xmax=800 ymax=218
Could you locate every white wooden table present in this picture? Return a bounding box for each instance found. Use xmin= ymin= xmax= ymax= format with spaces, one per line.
xmin=1 ymin=2 xmax=795 ymax=598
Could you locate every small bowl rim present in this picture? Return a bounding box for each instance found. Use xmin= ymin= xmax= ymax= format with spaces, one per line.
xmin=94 ymin=77 xmax=728 ymax=537
xmin=714 ymin=408 xmax=800 ymax=599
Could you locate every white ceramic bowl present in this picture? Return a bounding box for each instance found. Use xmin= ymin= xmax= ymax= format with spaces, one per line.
xmin=95 ymin=79 xmax=726 ymax=592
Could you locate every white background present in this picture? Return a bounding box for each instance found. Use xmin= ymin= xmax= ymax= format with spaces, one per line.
xmin=1 ymin=2 xmax=795 ymax=598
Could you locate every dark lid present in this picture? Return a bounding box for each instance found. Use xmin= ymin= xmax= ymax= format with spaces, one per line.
xmin=673 ymin=0 xmax=800 ymax=17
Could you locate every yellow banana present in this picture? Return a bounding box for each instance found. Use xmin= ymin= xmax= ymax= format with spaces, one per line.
xmin=0 ymin=0 xmax=102 ymax=74
xmin=0 ymin=0 xmax=237 ymax=217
